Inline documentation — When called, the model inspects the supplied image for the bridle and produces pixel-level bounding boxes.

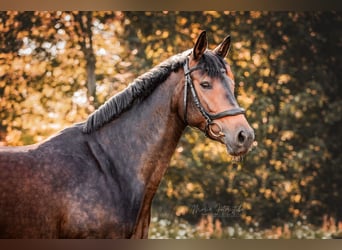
[183,57,246,139]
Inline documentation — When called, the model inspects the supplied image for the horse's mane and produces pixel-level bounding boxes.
[82,50,227,133]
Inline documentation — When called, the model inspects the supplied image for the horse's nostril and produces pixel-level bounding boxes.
[237,130,247,144]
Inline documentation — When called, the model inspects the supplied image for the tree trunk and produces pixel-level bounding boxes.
[75,11,98,107]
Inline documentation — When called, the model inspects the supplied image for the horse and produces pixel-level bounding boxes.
[0,31,254,238]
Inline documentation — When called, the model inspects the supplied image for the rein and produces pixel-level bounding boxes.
[183,57,246,138]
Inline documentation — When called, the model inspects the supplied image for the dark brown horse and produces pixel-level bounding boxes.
[0,31,254,238]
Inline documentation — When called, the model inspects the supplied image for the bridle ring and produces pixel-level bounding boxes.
[208,121,225,138]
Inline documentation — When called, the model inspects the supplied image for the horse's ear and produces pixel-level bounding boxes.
[214,35,231,58]
[192,30,208,60]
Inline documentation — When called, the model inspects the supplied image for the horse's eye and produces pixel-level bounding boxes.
[200,81,212,89]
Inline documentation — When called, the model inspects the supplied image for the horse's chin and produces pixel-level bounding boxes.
[225,143,249,160]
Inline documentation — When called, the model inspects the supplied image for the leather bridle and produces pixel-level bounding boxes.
[183,57,246,138]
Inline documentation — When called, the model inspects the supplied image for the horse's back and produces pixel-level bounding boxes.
[0,126,135,238]
[0,144,58,237]
[0,126,89,238]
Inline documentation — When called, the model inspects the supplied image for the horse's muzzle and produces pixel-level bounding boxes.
[224,127,255,156]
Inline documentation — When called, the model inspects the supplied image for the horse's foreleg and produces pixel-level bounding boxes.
[130,207,151,239]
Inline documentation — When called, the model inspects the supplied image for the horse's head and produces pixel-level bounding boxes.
[181,31,254,157]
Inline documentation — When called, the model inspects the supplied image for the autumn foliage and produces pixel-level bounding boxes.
[0,11,341,234]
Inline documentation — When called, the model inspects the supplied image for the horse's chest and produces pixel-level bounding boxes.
[60,192,137,238]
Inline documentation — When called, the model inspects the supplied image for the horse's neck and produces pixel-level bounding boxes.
[88,72,185,237]
[95,72,185,189]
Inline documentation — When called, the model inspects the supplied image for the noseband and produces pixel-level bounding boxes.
[183,57,245,138]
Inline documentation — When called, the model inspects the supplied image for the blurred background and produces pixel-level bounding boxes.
[0,11,341,238]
